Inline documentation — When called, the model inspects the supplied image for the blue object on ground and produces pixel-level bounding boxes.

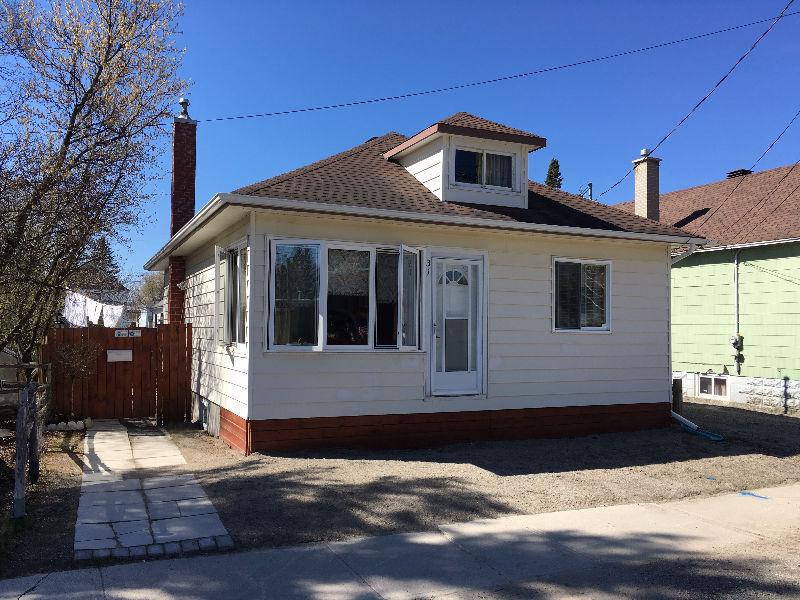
[679,422,725,442]
[706,476,717,481]
[739,491,769,500]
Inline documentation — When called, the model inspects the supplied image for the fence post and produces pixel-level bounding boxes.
[13,384,31,517]
[29,381,41,484]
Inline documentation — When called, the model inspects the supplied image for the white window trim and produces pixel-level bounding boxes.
[698,374,729,399]
[450,145,517,193]
[551,256,612,334]
[220,237,249,348]
[266,237,422,353]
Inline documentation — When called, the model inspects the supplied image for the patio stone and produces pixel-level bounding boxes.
[129,545,147,558]
[112,520,150,536]
[77,503,147,524]
[118,531,154,547]
[134,455,186,469]
[144,483,207,503]
[74,550,93,561]
[92,548,111,559]
[141,474,197,489]
[215,534,234,550]
[111,547,130,559]
[151,513,228,543]
[75,537,117,551]
[148,500,181,520]
[79,489,144,507]
[198,536,216,551]
[164,542,181,555]
[147,544,164,557]
[80,478,141,493]
[180,539,200,553]
[178,497,215,516]
[75,523,114,542]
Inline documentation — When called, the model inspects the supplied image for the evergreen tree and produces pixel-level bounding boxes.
[545,158,563,189]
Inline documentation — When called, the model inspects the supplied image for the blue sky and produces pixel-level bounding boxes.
[122,0,800,277]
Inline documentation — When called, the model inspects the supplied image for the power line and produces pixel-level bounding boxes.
[596,0,796,199]
[688,106,800,234]
[199,9,800,124]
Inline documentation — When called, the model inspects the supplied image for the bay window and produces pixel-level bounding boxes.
[269,239,419,351]
[554,258,610,331]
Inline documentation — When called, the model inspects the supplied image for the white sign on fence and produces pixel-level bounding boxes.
[107,349,133,362]
[114,329,142,338]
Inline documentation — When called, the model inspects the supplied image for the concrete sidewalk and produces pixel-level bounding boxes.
[3,483,800,599]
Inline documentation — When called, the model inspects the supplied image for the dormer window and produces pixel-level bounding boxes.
[454,149,513,189]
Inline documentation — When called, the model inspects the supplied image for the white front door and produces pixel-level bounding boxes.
[431,258,483,395]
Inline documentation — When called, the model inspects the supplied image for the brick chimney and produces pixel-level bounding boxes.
[166,97,196,324]
[633,148,661,221]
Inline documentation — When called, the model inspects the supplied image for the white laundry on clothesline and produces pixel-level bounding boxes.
[62,291,125,327]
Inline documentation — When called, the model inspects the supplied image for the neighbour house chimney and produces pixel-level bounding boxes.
[633,148,661,221]
[167,97,196,324]
[726,168,753,179]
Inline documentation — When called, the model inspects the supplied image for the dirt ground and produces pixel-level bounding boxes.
[0,427,84,579]
[168,402,800,552]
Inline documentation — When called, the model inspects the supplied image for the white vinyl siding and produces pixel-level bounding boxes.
[246,211,671,421]
[183,221,250,418]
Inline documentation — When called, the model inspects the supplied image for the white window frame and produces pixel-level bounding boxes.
[451,146,516,192]
[220,237,248,347]
[698,374,728,399]
[267,237,421,352]
[552,257,612,333]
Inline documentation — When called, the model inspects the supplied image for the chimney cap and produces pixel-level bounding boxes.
[178,96,191,118]
[640,148,651,157]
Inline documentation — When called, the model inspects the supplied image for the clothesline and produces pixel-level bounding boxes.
[62,291,124,328]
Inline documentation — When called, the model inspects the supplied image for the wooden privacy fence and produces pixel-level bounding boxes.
[42,324,192,422]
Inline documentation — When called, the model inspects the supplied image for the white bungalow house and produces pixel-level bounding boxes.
[145,102,703,454]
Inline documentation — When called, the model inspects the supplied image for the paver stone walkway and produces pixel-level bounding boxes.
[75,420,232,560]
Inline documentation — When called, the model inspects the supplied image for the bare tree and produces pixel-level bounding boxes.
[128,271,164,313]
[0,0,186,365]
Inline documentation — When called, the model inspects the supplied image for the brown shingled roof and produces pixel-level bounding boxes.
[234,130,693,239]
[383,112,546,158]
[438,111,544,139]
[615,164,800,246]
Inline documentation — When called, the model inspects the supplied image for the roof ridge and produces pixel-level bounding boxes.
[234,132,405,195]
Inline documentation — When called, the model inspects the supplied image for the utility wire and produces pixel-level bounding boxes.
[597,0,796,199]
[199,9,800,124]
[687,106,800,234]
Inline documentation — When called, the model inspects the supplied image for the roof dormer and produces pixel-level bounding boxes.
[384,112,546,209]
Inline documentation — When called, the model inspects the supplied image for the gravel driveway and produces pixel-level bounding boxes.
[167,402,800,552]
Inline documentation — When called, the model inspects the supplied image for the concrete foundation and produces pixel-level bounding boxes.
[675,371,800,415]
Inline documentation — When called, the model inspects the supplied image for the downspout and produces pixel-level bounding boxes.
[734,249,741,335]
[733,249,742,375]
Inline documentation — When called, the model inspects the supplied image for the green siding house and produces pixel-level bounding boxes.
[618,164,800,414]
